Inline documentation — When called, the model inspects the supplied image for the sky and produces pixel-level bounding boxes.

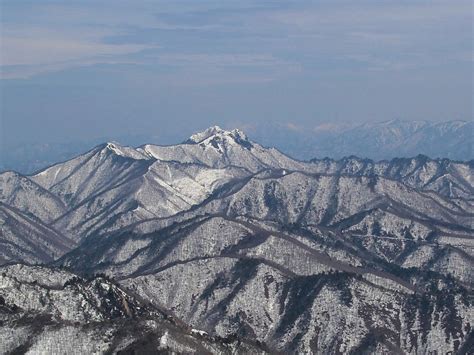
[0,0,472,149]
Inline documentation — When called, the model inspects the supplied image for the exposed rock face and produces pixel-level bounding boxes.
[0,127,472,353]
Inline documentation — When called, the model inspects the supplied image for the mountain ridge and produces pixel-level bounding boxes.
[2,119,471,174]
[0,125,472,353]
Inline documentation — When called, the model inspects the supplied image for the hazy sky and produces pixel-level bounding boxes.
[1,0,472,147]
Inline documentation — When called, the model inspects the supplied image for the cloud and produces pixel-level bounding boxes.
[1,34,150,66]
[313,122,352,133]
[153,53,291,68]
[0,27,155,78]
[1,0,471,86]
[269,1,471,29]
[285,122,302,131]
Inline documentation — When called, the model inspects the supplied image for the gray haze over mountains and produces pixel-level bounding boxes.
[1,119,472,174]
[243,119,473,161]
[2,1,471,158]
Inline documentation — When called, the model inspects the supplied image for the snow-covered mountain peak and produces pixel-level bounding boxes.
[187,125,226,143]
[103,142,151,160]
[186,126,251,149]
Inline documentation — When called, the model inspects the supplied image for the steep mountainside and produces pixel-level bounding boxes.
[310,155,474,200]
[59,212,473,353]
[49,159,249,241]
[59,169,473,352]
[0,171,66,223]
[0,264,265,354]
[0,126,472,353]
[31,143,154,208]
[0,203,75,265]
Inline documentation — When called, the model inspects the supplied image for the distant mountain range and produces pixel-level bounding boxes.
[0,126,473,353]
[1,119,472,174]
[246,119,473,161]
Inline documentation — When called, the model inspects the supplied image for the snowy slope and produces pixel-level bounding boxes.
[52,210,474,353]
[310,155,474,199]
[31,143,154,207]
[51,160,250,240]
[139,126,307,171]
[0,125,472,353]
[0,203,75,265]
[0,171,66,223]
[0,264,265,354]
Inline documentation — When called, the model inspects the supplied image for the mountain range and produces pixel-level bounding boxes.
[1,119,472,174]
[246,119,473,161]
[0,126,473,354]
